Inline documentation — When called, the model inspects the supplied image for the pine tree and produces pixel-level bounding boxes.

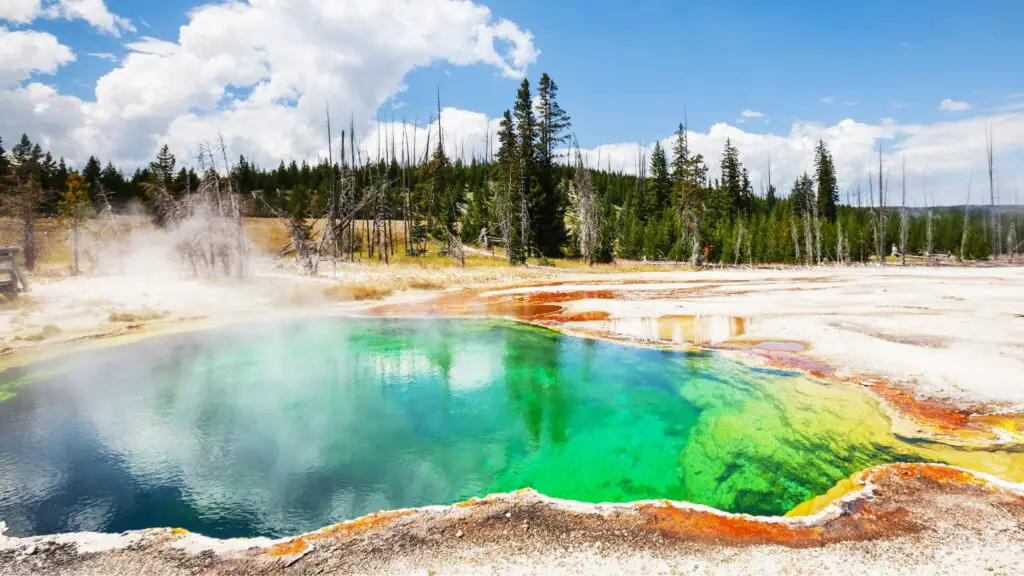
[82,156,102,188]
[533,73,571,256]
[719,138,744,218]
[0,136,7,178]
[11,134,37,180]
[814,140,839,222]
[58,171,93,275]
[790,173,815,213]
[649,142,671,213]
[513,79,537,255]
[5,135,46,270]
[149,144,176,192]
[55,157,69,192]
[495,109,525,264]
[100,162,127,205]
[671,123,689,195]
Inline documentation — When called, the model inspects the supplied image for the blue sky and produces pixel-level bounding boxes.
[20,0,1023,143]
[2,0,1023,204]
[414,0,1024,142]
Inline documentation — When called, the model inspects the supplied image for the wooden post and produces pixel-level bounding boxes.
[0,247,29,298]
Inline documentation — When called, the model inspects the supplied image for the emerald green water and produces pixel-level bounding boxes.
[0,318,989,538]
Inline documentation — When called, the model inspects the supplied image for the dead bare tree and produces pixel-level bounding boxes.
[734,219,744,266]
[924,184,934,265]
[690,222,701,266]
[216,134,247,278]
[571,141,600,265]
[87,182,126,273]
[836,221,844,265]
[802,196,814,266]
[790,215,802,264]
[868,169,877,263]
[900,157,908,266]
[1007,222,1018,262]
[960,174,972,262]
[0,173,47,271]
[877,145,887,265]
[986,127,999,258]
[812,191,822,266]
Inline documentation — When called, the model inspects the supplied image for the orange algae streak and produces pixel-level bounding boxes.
[266,537,308,557]
[788,464,992,520]
[880,463,988,486]
[870,384,971,431]
[641,503,824,546]
[306,509,414,542]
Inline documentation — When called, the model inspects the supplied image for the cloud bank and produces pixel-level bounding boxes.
[1,0,1021,207]
[1,0,538,170]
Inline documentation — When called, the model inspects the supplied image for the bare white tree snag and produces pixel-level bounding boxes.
[812,192,822,266]
[960,174,972,262]
[690,222,701,266]
[1,173,47,271]
[900,157,908,266]
[734,219,744,266]
[986,127,999,258]
[572,141,600,265]
[878,145,887,265]
[790,215,801,264]
[802,196,814,266]
[836,221,844,265]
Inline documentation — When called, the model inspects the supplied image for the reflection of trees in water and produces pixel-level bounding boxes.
[501,328,570,449]
[421,332,455,387]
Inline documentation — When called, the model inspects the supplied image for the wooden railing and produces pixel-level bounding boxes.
[0,247,29,298]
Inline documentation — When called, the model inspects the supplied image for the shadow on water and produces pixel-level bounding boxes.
[0,318,1020,539]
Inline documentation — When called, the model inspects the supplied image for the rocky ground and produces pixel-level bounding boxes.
[1,464,1022,575]
[2,263,1023,574]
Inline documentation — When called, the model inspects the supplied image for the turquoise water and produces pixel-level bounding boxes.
[0,318,965,538]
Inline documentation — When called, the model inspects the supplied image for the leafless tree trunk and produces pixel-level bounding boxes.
[690,222,701,266]
[812,194,822,266]
[960,175,972,262]
[878,146,887,265]
[572,142,600,265]
[987,128,999,258]
[900,157,908,266]
[802,200,814,266]
[734,219,744,266]
[790,215,801,264]
[836,221,844,265]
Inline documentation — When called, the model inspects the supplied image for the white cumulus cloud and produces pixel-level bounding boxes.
[740,109,764,118]
[44,0,135,37]
[0,25,75,87]
[569,112,1024,207]
[85,51,116,61]
[1,0,539,170]
[0,1,133,37]
[0,0,42,24]
[938,98,971,112]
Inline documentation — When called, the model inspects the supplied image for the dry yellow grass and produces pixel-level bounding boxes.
[322,282,396,301]
[22,324,60,342]
[4,216,701,282]
[404,277,447,290]
[108,309,169,323]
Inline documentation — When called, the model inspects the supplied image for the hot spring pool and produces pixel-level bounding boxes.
[0,318,1019,538]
